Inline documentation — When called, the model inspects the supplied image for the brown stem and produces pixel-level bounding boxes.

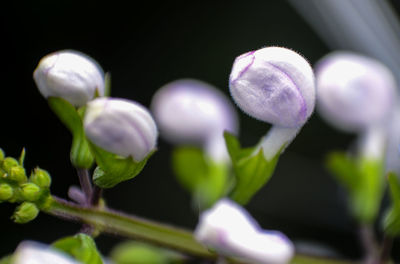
[379,235,393,264]
[76,168,92,204]
[90,185,103,206]
[359,224,379,264]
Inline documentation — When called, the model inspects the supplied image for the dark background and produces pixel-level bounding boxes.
[0,0,398,261]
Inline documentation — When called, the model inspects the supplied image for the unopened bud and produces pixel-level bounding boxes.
[2,157,19,172]
[13,202,39,224]
[21,183,41,202]
[0,183,13,201]
[229,47,315,128]
[229,47,316,159]
[30,168,51,189]
[195,199,294,264]
[84,98,158,162]
[315,51,396,132]
[33,50,105,107]
[151,79,238,162]
[9,166,27,184]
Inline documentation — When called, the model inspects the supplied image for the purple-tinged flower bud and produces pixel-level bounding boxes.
[151,79,238,162]
[195,199,294,264]
[230,47,315,128]
[315,51,396,132]
[229,47,316,159]
[13,241,79,264]
[33,50,105,107]
[84,98,158,162]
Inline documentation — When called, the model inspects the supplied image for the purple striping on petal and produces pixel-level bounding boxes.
[266,62,307,122]
[230,51,256,84]
[43,54,60,76]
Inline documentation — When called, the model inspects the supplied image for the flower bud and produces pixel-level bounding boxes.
[229,47,315,128]
[195,199,294,264]
[84,98,157,162]
[13,241,79,264]
[30,168,51,189]
[315,51,396,132]
[151,79,238,161]
[12,202,39,224]
[9,166,27,184]
[2,157,19,172]
[0,183,13,201]
[33,50,105,107]
[21,183,41,202]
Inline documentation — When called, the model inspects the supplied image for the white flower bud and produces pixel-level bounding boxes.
[229,47,315,128]
[84,98,157,162]
[195,199,294,264]
[151,79,238,162]
[315,51,396,132]
[229,47,316,159]
[13,241,79,264]
[33,50,105,107]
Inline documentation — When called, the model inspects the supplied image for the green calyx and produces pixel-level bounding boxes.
[0,184,13,201]
[30,168,51,189]
[224,132,281,205]
[12,202,39,224]
[90,143,154,189]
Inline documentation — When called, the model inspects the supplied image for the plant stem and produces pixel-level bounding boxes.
[45,196,214,258]
[44,196,363,264]
[379,235,393,264]
[90,185,102,206]
[76,168,92,204]
[359,224,379,264]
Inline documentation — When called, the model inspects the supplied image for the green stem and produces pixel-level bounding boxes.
[44,196,361,264]
[45,196,214,258]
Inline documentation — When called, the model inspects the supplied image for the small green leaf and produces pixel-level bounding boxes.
[52,233,102,264]
[172,147,228,208]
[383,172,400,236]
[91,143,153,188]
[224,132,280,205]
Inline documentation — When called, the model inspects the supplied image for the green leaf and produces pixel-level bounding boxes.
[224,132,280,205]
[383,172,400,236]
[52,233,102,264]
[91,143,153,188]
[172,147,228,208]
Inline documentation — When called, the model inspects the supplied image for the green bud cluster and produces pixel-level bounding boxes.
[0,148,53,224]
